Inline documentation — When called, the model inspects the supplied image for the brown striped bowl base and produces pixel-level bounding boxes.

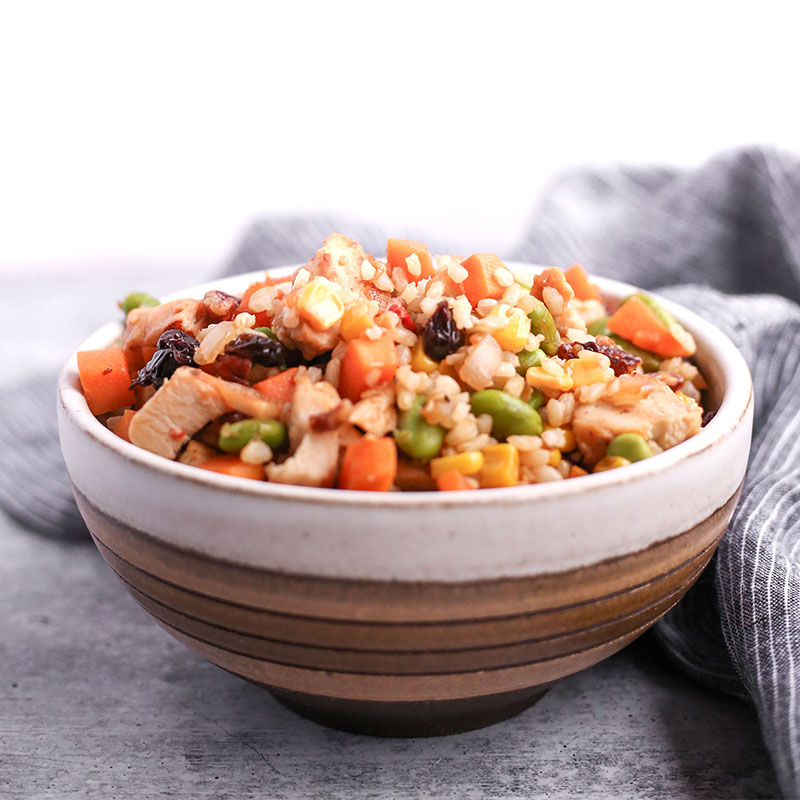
[73,485,740,737]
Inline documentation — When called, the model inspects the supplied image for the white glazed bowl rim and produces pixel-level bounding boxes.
[58,264,752,510]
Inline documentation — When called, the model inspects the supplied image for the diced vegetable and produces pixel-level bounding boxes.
[430,450,484,479]
[112,409,137,442]
[386,238,435,282]
[470,390,543,439]
[411,339,439,374]
[517,348,544,375]
[394,394,446,462]
[76,348,137,415]
[479,443,519,488]
[339,333,398,402]
[253,367,299,406]
[593,455,631,472]
[121,292,159,315]
[458,333,503,390]
[568,464,588,478]
[460,253,506,306]
[490,307,531,352]
[341,301,374,341]
[338,436,397,491]
[607,295,695,357]
[198,454,266,480]
[606,432,653,462]
[218,418,287,453]
[547,448,562,467]
[297,277,344,331]
[436,470,473,491]
[564,264,602,301]
[527,300,558,355]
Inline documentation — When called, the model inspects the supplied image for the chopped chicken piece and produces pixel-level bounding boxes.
[349,386,397,436]
[287,376,341,449]
[266,430,340,488]
[128,367,228,459]
[532,268,587,337]
[178,440,217,466]
[572,374,702,464]
[271,234,391,359]
[123,299,210,372]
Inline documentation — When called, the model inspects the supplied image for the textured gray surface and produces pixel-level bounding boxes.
[0,512,779,799]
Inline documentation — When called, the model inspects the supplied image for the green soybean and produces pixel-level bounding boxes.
[470,389,543,439]
[218,418,287,453]
[121,292,159,315]
[516,348,544,375]
[587,316,610,337]
[528,389,545,411]
[606,432,652,462]
[254,326,277,339]
[528,300,558,355]
[394,394,446,462]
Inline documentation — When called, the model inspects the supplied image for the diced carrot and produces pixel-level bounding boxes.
[197,454,265,481]
[338,437,397,491]
[252,367,299,406]
[113,409,137,442]
[338,334,398,402]
[607,296,693,357]
[460,253,506,306]
[236,278,276,328]
[564,263,602,302]
[76,348,137,415]
[568,464,588,479]
[386,238,435,282]
[436,470,474,491]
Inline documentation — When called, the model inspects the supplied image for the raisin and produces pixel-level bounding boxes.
[557,340,641,376]
[209,354,252,384]
[422,301,464,362]
[702,410,716,427]
[130,329,199,389]
[224,333,289,367]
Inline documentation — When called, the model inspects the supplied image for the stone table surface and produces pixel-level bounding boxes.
[1,513,779,800]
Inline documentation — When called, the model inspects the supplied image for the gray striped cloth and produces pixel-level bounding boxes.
[2,146,798,795]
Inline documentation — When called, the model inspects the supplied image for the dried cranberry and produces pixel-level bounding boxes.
[558,340,641,376]
[210,354,252,384]
[388,301,416,332]
[130,329,199,389]
[422,301,464,362]
[202,290,242,321]
[224,333,289,367]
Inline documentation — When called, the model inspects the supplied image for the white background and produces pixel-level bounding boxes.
[2,0,799,278]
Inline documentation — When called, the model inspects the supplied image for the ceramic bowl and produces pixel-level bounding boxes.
[57,266,753,736]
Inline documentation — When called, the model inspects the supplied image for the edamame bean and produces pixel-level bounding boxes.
[516,348,544,375]
[121,292,159,315]
[606,432,652,462]
[219,418,287,453]
[527,389,545,410]
[587,317,610,337]
[528,300,558,355]
[470,389,543,439]
[254,326,277,339]
[608,335,661,373]
[394,394,446,461]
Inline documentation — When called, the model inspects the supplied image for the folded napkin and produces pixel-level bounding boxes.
[2,146,798,795]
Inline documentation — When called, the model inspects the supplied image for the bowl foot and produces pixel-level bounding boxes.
[267,685,551,737]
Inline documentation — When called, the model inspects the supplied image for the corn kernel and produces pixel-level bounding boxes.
[490,306,531,352]
[411,340,439,374]
[593,455,631,472]
[297,277,344,331]
[566,354,615,387]
[479,443,519,488]
[675,391,697,406]
[341,301,374,341]
[547,448,562,467]
[430,450,484,479]
[568,464,588,478]
[562,428,577,452]
[525,366,574,393]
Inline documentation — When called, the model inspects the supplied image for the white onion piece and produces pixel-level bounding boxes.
[194,313,256,365]
[458,335,503,390]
